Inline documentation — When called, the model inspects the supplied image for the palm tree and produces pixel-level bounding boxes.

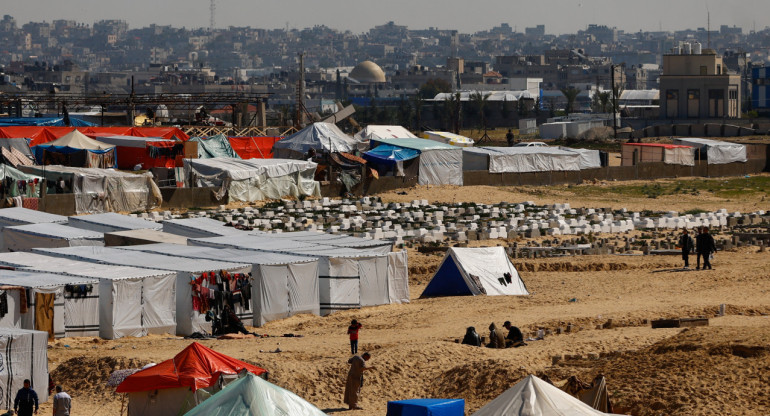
[470,91,491,132]
[560,87,580,114]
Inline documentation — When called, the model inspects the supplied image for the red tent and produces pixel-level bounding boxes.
[116,342,267,393]
[228,136,281,159]
[0,126,190,146]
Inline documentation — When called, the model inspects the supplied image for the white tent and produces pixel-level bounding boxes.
[31,246,251,336]
[68,212,162,234]
[184,373,328,416]
[0,329,49,409]
[0,207,67,228]
[121,244,320,327]
[46,130,114,150]
[183,158,321,202]
[273,122,359,159]
[0,270,100,338]
[354,125,418,142]
[189,234,410,315]
[422,247,528,297]
[559,147,602,169]
[672,138,747,164]
[162,217,249,239]
[2,223,103,252]
[368,138,463,186]
[423,131,475,147]
[462,147,581,173]
[0,252,176,339]
[19,165,163,214]
[472,375,616,416]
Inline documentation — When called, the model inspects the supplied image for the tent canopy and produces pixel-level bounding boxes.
[0,207,67,227]
[354,125,417,142]
[273,122,358,158]
[422,247,528,297]
[472,375,616,416]
[67,212,162,233]
[116,342,267,393]
[463,147,581,173]
[189,134,241,159]
[363,144,420,163]
[183,373,327,416]
[423,131,475,147]
[370,138,463,186]
[39,130,114,151]
[162,217,248,238]
[93,135,176,148]
[228,136,281,159]
[672,138,747,164]
[558,147,602,169]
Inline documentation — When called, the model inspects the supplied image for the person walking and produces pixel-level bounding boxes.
[343,352,375,410]
[52,385,72,416]
[678,229,695,269]
[696,227,716,270]
[347,319,362,355]
[506,129,515,147]
[14,379,39,416]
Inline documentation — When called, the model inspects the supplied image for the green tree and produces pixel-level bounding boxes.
[419,78,452,99]
[560,87,580,114]
[412,95,424,131]
[469,91,491,131]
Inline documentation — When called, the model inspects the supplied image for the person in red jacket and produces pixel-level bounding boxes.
[347,319,362,355]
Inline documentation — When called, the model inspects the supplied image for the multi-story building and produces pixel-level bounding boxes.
[659,48,741,119]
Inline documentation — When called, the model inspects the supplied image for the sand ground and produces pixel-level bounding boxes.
[33,184,770,416]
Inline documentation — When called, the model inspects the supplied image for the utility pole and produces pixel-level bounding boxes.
[295,52,306,129]
[611,65,618,140]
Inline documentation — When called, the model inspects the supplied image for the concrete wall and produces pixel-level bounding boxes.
[159,187,224,209]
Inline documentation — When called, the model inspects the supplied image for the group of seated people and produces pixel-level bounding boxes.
[462,321,527,348]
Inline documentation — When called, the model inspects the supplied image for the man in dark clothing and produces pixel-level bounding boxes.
[696,227,716,270]
[503,321,526,347]
[461,326,481,347]
[506,129,515,146]
[14,379,38,416]
[220,305,253,335]
[678,229,695,269]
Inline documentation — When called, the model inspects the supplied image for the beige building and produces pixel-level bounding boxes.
[659,49,740,119]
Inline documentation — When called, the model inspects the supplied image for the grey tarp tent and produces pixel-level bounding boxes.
[67,212,162,234]
[0,329,49,409]
[368,138,463,185]
[183,158,321,202]
[0,270,100,338]
[121,244,321,326]
[31,246,252,336]
[162,217,249,239]
[2,223,103,252]
[189,134,241,159]
[462,147,581,173]
[0,252,176,339]
[273,122,359,159]
[257,231,394,254]
[19,165,163,214]
[672,138,747,164]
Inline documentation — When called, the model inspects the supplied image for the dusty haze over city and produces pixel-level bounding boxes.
[9,0,769,33]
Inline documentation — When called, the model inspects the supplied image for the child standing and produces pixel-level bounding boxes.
[347,319,362,355]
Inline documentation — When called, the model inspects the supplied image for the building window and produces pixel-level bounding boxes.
[666,89,679,118]
[687,89,700,118]
[708,89,725,117]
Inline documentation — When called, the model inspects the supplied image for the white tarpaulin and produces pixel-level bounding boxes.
[369,138,463,185]
[673,138,747,164]
[0,270,100,338]
[423,131,475,147]
[354,125,417,141]
[162,217,249,239]
[258,231,393,254]
[183,158,321,202]
[2,223,103,252]
[32,246,250,336]
[0,329,49,409]
[67,212,162,234]
[120,244,320,327]
[472,375,616,416]
[463,147,581,173]
[0,252,176,339]
[19,165,163,214]
[0,286,22,329]
[422,247,528,297]
[0,207,68,228]
[558,147,602,169]
[273,122,359,159]
[188,234,409,315]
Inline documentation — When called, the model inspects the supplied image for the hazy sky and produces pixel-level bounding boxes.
[7,0,768,34]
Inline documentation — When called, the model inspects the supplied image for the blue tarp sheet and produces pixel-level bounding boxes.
[363,144,420,163]
[420,257,473,297]
[387,399,465,416]
[0,117,95,127]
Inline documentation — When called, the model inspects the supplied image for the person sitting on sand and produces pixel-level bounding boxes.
[503,321,526,347]
[487,323,506,349]
[221,305,253,336]
[461,326,481,347]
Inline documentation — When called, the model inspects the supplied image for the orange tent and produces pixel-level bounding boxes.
[0,126,190,146]
[228,136,281,159]
[116,342,266,393]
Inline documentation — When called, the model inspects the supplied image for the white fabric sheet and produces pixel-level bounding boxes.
[558,147,602,169]
[67,212,162,234]
[418,148,463,185]
[0,329,49,409]
[463,147,581,173]
[450,247,528,296]
[162,217,248,238]
[673,138,747,164]
[2,223,103,252]
[386,251,410,304]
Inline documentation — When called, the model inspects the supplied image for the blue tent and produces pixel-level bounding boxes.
[0,117,95,127]
[387,399,465,416]
[363,144,420,163]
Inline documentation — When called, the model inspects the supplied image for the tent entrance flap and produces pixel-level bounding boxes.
[34,292,55,339]
[421,257,475,297]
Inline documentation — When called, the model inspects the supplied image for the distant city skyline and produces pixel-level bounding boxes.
[7,0,769,34]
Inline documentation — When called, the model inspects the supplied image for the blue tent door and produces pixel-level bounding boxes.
[420,256,473,298]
